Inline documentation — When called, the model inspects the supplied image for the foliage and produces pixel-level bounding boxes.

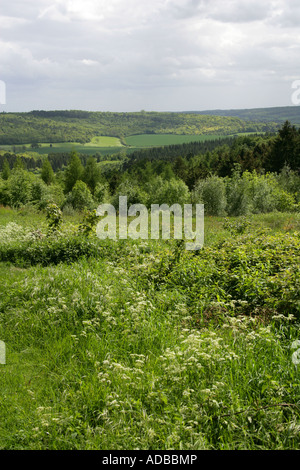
[46,203,63,234]
[149,230,300,320]
[41,158,55,185]
[7,169,34,208]
[65,181,95,211]
[94,181,111,204]
[82,156,102,193]
[78,209,99,236]
[222,216,252,235]
[193,176,227,215]
[1,158,11,180]
[0,110,280,145]
[0,211,299,450]
[64,151,84,193]
[111,179,149,207]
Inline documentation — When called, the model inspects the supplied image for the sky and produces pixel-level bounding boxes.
[1,0,300,112]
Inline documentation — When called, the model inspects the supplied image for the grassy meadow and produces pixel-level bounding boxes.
[0,132,253,158]
[0,206,299,450]
[0,136,124,157]
[124,134,225,148]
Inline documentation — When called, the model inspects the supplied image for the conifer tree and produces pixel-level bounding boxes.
[1,158,10,180]
[41,158,55,185]
[64,151,84,193]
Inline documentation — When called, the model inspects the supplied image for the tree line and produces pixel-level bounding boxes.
[0,121,299,216]
[0,110,280,145]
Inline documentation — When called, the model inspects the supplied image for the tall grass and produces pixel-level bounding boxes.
[0,209,299,449]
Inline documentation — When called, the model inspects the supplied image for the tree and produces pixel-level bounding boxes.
[64,151,84,193]
[66,180,94,210]
[146,176,190,207]
[1,158,10,180]
[8,169,33,207]
[269,121,300,173]
[82,156,102,193]
[174,156,188,182]
[193,175,227,216]
[13,156,25,171]
[41,158,55,185]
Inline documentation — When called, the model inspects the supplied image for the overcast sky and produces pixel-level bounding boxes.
[1,0,300,112]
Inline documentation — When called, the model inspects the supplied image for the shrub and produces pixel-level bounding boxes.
[146,176,190,207]
[94,181,111,204]
[225,168,252,216]
[46,203,63,234]
[111,179,148,207]
[0,234,102,267]
[193,175,227,216]
[7,169,33,207]
[65,180,95,211]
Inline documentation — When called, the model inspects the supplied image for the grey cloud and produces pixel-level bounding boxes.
[0,0,299,112]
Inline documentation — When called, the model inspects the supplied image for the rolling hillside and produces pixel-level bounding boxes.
[0,110,280,145]
[188,106,300,126]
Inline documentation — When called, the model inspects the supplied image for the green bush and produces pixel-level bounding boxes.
[65,180,95,211]
[0,234,103,267]
[225,168,253,216]
[145,176,190,207]
[7,169,34,208]
[147,231,300,319]
[193,175,227,216]
[112,179,149,207]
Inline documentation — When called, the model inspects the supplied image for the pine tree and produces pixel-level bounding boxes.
[64,151,84,193]
[82,156,102,194]
[13,156,25,171]
[1,158,11,180]
[41,158,55,185]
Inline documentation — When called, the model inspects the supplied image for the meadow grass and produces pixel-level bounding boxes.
[0,137,124,157]
[125,134,224,148]
[0,208,299,449]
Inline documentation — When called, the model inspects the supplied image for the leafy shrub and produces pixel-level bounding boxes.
[94,181,110,204]
[78,209,99,235]
[222,216,252,234]
[146,231,300,320]
[7,169,34,207]
[193,175,227,216]
[145,176,190,207]
[0,234,103,267]
[225,168,253,216]
[65,180,95,211]
[111,179,149,207]
[46,203,63,234]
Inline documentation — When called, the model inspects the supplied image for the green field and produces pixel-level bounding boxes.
[0,137,124,157]
[0,134,228,157]
[0,132,266,159]
[125,133,225,148]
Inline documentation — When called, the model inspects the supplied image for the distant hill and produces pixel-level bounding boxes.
[0,110,280,145]
[186,106,300,126]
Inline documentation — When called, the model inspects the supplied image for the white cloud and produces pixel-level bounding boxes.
[0,0,300,111]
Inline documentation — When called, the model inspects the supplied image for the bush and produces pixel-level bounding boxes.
[146,176,190,207]
[225,168,252,216]
[111,179,149,207]
[94,181,111,204]
[0,234,103,267]
[193,175,227,216]
[65,180,95,211]
[7,169,34,207]
[153,231,300,319]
